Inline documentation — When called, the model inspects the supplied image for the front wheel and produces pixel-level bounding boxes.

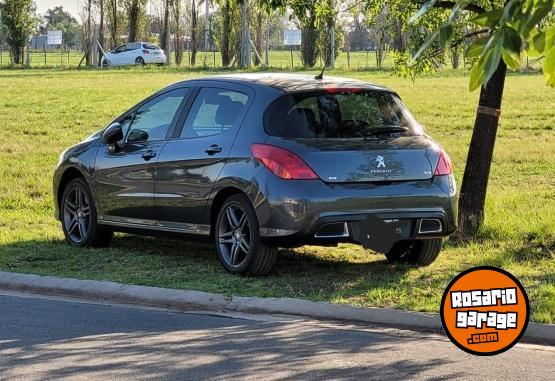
[60,178,113,247]
[385,238,442,266]
[215,194,277,276]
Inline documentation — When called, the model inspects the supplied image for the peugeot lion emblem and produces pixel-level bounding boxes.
[375,155,386,168]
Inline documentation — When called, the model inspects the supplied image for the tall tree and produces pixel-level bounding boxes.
[160,0,170,51]
[0,0,37,64]
[172,0,184,65]
[97,0,105,65]
[43,6,80,49]
[125,0,146,42]
[409,0,555,237]
[214,0,239,66]
[106,0,119,48]
[190,0,198,65]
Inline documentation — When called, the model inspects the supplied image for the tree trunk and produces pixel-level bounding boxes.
[457,60,507,238]
[191,0,197,66]
[173,0,183,65]
[98,0,105,66]
[161,0,170,51]
[220,0,232,66]
[108,0,118,48]
[85,0,92,65]
[451,46,459,69]
[301,27,317,67]
[128,0,140,42]
[253,11,263,66]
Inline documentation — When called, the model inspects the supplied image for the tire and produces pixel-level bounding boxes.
[135,57,145,65]
[215,194,277,276]
[60,178,113,247]
[385,238,442,266]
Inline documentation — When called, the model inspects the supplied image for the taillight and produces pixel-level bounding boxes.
[434,148,453,176]
[251,144,319,180]
[142,50,149,55]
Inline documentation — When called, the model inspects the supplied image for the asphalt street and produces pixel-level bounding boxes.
[0,291,553,380]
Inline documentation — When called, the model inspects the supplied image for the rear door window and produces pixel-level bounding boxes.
[264,90,423,138]
[143,43,159,50]
[180,88,249,138]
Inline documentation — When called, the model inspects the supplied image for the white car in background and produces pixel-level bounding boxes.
[102,42,167,67]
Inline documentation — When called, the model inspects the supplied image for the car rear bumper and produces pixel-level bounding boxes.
[248,172,458,247]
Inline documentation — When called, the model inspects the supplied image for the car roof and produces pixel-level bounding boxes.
[176,73,395,94]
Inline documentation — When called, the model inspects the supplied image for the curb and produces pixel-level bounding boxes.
[0,271,553,345]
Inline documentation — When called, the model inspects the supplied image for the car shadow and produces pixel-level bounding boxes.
[0,234,415,305]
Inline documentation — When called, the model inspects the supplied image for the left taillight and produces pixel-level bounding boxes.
[434,148,453,176]
[251,144,319,180]
[142,50,149,55]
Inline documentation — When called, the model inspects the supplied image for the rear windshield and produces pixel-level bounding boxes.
[143,43,159,50]
[264,90,423,138]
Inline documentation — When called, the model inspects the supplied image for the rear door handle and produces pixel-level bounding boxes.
[205,144,223,155]
[141,150,156,161]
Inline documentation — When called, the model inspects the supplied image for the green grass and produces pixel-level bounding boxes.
[0,67,553,323]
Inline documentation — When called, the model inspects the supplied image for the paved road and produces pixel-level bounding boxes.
[0,292,553,380]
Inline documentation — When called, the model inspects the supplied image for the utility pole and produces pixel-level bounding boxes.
[239,0,250,68]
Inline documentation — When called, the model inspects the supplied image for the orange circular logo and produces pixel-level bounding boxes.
[440,266,529,355]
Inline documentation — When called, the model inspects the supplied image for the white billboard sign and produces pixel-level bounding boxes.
[47,30,63,45]
[284,30,301,46]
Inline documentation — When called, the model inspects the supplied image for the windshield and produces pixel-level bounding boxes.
[264,90,423,138]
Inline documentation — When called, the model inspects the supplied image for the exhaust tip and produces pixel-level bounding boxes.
[418,218,443,234]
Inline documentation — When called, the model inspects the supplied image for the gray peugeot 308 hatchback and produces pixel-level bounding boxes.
[54,73,458,276]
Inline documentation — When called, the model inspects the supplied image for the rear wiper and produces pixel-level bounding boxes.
[366,126,408,135]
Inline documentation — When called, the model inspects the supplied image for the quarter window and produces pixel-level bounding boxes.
[180,88,248,138]
[126,88,189,143]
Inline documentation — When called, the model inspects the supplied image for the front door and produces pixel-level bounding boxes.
[94,87,191,226]
[155,85,252,234]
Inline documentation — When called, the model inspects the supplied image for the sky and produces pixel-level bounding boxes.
[36,0,80,18]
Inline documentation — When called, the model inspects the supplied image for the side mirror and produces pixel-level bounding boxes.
[102,123,123,145]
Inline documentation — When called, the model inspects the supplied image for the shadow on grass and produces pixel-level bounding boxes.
[0,234,413,301]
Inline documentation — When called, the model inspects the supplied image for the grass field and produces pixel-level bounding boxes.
[0,67,553,323]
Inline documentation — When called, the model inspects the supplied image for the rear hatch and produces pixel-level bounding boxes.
[263,88,437,183]
[266,136,436,182]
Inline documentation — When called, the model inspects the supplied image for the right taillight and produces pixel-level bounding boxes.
[434,148,453,176]
[251,144,319,180]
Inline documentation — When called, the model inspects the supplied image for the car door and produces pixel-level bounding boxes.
[155,84,253,234]
[94,87,191,226]
[108,44,125,65]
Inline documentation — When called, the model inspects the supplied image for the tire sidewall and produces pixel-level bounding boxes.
[215,195,259,275]
[60,178,97,247]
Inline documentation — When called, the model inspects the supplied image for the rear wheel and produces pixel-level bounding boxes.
[61,178,113,247]
[385,238,442,266]
[215,194,277,276]
[135,57,145,65]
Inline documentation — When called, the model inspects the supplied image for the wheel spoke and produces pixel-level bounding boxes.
[239,240,249,254]
[226,207,240,229]
[219,238,234,244]
[65,199,77,213]
[67,218,78,234]
[77,221,86,239]
[239,214,247,229]
[81,206,90,217]
[219,230,233,239]
[76,188,83,207]
[230,242,238,266]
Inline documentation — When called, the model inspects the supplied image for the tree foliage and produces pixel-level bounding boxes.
[0,0,37,64]
[411,0,555,89]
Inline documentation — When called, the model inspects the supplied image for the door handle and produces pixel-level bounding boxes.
[141,150,156,161]
[205,144,223,155]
